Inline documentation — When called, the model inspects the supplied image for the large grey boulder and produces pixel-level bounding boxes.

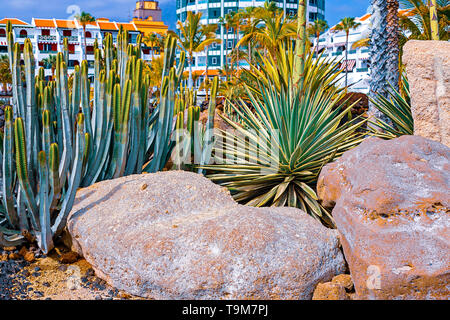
[318,136,450,300]
[68,171,346,299]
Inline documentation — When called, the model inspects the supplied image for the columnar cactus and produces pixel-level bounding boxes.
[0,29,186,252]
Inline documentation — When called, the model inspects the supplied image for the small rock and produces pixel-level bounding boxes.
[85,268,95,277]
[331,274,354,292]
[18,246,28,256]
[23,252,35,263]
[3,246,16,252]
[34,266,41,272]
[0,254,7,261]
[312,283,349,300]
[59,252,79,264]
[141,183,148,190]
[42,282,50,287]
[8,253,20,260]
[58,265,68,272]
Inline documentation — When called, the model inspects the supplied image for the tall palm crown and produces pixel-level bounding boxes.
[369,0,401,124]
[237,12,296,58]
[143,33,159,58]
[76,12,96,61]
[41,54,57,78]
[175,11,219,89]
[307,19,329,55]
[334,17,361,89]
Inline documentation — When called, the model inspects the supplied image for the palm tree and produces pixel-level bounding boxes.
[175,11,219,89]
[239,6,260,64]
[0,55,12,94]
[237,12,296,59]
[76,12,96,61]
[143,33,159,59]
[334,17,361,90]
[369,0,401,123]
[307,19,329,56]
[41,54,57,79]
[200,23,221,100]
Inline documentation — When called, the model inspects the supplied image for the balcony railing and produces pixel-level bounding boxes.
[38,35,57,41]
[63,36,79,42]
[361,49,369,53]
[356,67,369,73]
[332,52,343,56]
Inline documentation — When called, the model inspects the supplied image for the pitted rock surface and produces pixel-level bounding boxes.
[68,171,346,299]
[318,136,450,300]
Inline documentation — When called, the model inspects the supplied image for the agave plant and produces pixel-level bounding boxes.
[203,81,366,226]
[369,76,413,139]
[0,21,185,252]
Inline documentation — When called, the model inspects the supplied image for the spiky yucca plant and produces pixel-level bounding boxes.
[369,76,413,139]
[203,47,367,226]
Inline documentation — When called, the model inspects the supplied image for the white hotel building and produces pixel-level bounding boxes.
[176,0,326,81]
[0,17,150,83]
[313,12,372,93]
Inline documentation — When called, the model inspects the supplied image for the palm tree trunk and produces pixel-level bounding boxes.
[430,0,439,40]
[369,0,399,124]
[205,45,209,101]
[151,41,154,60]
[345,32,349,89]
[83,26,87,61]
[293,0,306,90]
[225,27,229,81]
[188,54,193,89]
[316,32,320,57]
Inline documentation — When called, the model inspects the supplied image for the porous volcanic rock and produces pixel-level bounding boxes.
[68,171,346,299]
[403,40,450,147]
[318,136,450,300]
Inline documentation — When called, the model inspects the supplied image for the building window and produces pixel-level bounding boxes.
[212,57,217,65]
[227,40,233,49]
[63,30,72,37]
[86,46,94,55]
[85,31,92,38]
[0,29,6,37]
[41,29,50,36]
[19,30,28,38]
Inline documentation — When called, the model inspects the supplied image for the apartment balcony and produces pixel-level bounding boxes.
[356,67,369,73]
[62,36,79,43]
[38,50,58,54]
[332,52,343,56]
[38,35,57,41]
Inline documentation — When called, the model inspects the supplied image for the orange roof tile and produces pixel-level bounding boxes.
[55,19,77,29]
[34,19,56,28]
[117,23,137,31]
[97,21,117,30]
[358,13,371,22]
[0,18,29,26]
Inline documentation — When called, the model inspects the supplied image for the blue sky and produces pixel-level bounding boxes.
[2,0,370,30]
